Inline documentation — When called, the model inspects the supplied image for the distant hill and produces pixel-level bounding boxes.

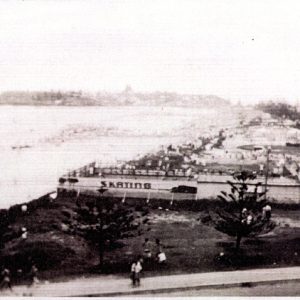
[0,91,95,106]
[0,90,231,107]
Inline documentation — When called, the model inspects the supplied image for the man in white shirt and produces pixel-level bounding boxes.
[158,252,167,264]
[265,204,272,220]
[134,258,143,286]
[131,257,143,287]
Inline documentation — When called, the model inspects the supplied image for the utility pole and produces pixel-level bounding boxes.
[264,146,271,200]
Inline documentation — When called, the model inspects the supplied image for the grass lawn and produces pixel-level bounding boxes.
[105,207,300,277]
[1,194,300,282]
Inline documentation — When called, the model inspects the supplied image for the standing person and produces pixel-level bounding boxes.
[29,264,39,286]
[0,267,12,291]
[262,206,267,219]
[21,227,28,241]
[157,251,167,265]
[241,208,248,224]
[143,238,152,259]
[130,260,136,287]
[242,208,248,218]
[155,238,163,259]
[134,257,143,287]
[265,204,272,220]
[16,269,23,285]
[155,238,162,252]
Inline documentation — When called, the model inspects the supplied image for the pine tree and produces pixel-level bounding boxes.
[71,196,150,268]
[202,170,276,251]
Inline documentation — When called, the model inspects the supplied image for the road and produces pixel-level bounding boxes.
[1,267,300,297]
[138,281,300,297]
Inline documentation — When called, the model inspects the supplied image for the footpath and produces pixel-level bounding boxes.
[1,266,300,297]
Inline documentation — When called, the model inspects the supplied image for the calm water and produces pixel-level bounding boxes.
[0,105,237,208]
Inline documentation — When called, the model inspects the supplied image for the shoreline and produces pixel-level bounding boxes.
[0,105,240,209]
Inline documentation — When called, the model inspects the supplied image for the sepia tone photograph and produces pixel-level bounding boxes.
[0,0,300,297]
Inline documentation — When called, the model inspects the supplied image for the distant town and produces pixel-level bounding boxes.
[60,101,300,204]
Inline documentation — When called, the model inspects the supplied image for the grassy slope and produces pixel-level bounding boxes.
[1,194,300,283]
[0,194,98,281]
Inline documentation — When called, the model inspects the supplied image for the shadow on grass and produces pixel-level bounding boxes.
[216,241,235,248]
[214,251,268,269]
[243,239,267,246]
[214,238,272,269]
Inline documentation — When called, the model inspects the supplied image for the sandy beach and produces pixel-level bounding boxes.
[0,105,238,208]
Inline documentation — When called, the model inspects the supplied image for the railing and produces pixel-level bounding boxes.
[63,163,300,184]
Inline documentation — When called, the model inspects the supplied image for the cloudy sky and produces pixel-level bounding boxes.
[0,0,300,103]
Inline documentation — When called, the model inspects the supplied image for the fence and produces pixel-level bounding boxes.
[58,177,300,204]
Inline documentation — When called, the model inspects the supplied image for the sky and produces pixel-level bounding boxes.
[1,0,300,104]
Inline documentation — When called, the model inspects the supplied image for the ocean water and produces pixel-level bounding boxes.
[0,105,237,208]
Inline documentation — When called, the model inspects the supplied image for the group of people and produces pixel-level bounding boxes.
[0,268,12,291]
[130,238,167,287]
[0,264,39,292]
[241,204,272,225]
[241,208,253,225]
[143,238,167,264]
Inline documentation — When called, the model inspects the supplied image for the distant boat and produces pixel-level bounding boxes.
[286,142,300,147]
[11,145,31,150]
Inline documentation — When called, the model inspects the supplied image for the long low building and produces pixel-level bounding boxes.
[58,166,300,204]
